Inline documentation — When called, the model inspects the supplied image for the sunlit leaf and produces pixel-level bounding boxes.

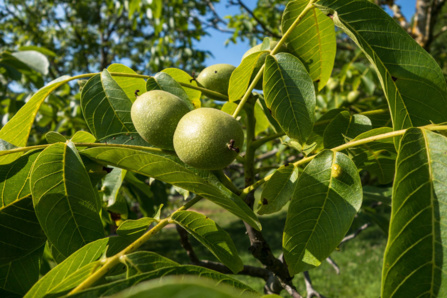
[283,150,362,274]
[152,72,194,110]
[382,128,447,297]
[162,68,201,108]
[122,251,179,276]
[282,0,336,90]
[315,0,447,135]
[24,236,134,298]
[11,50,49,75]
[45,131,67,144]
[264,53,316,144]
[229,51,267,102]
[0,75,71,164]
[108,64,147,103]
[116,217,157,237]
[80,70,135,139]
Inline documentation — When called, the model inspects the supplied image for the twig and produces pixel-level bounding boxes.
[233,0,281,39]
[205,0,227,25]
[255,149,279,162]
[326,257,340,275]
[303,271,325,298]
[340,223,371,245]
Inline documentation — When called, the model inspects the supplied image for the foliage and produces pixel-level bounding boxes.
[1,0,447,297]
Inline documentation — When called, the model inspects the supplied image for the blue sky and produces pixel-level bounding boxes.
[200,0,417,67]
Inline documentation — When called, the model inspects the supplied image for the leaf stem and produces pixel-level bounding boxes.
[109,72,229,100]
[240,124,447,198]
[0,144,49,156]
[231,0,318,119]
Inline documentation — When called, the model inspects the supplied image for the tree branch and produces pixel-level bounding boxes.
[232,0,281,39]
[340,223,371,245]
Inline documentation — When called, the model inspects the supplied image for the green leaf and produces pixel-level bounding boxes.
[0,198,46,265]
[162,68,201,108]
[323,110,372,148]
[24,239,106,298]
[102,167,126,209]
[315,0,447,133]
[18,46,57,57]
[116,217,157,237]
[11,51,49,75]
[80,70,135,139]
[146,77,162,91]
[70,131,96,144]
[283,150,362,274]
[282,0,336,90]
[45,131,67,144]
[382,128,447,297]
[30,143,104,259]
[99,132,151,146]
[24,236,135,298]
[0,75,71,164]
[229,51,267,102]
[122,251,179,276]
[254,100,271,136]
[0,151,40,207]
[257,165,298,215]
[153,72,194,110]
[171,211,243,273]
[0,246,44,295]
[114,276,257,298]
[81,147,261,230]
[71,266,256,297]
[350,127,396,184]
[264,53,316,144]
[108,64,147,103]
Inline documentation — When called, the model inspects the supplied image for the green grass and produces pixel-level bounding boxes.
[142,199,387,297]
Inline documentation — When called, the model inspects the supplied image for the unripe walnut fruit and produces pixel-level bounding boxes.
[173,108,244,170]
[196,64,236,100]
[131,90,190,150]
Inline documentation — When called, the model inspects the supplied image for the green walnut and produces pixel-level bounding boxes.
[131,90,190,150]
[173,108,244,170]
[196,64,236,100]
[242,39,288,90]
